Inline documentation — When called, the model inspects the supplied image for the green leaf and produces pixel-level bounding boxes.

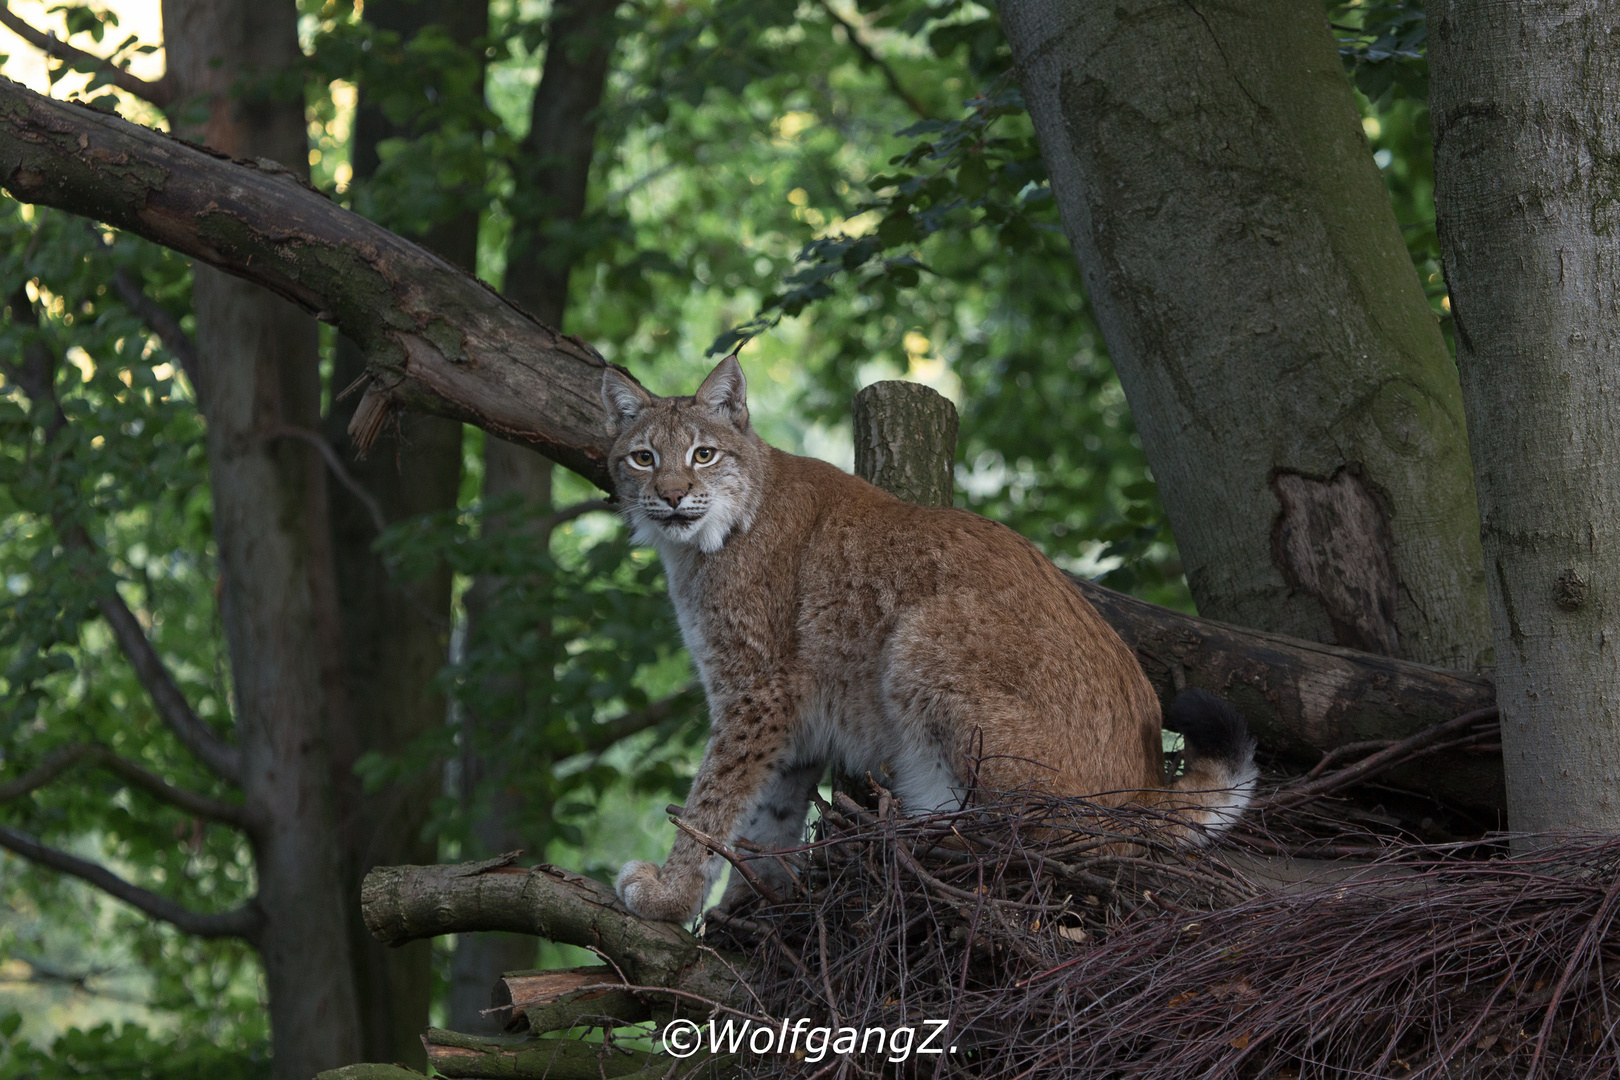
[957,155,990,201]
[877,212,918,248]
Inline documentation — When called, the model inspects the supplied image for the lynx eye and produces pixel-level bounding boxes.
[630,449,655,468]
[693,446,718,466]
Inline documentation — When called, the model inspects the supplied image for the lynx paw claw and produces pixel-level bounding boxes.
[615,860,700,922]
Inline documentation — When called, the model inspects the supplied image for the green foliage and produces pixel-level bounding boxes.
[0,1010,268,1080]
[0,202,259,1039]
[371,498,706,861]
[1332,0,1428,105]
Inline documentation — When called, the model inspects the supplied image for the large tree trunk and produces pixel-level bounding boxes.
[160,1,363,1075]
[1429,3,1620,834]
[450,0,619,1030]
[999,0,1490,670]
[320,0,482,1064]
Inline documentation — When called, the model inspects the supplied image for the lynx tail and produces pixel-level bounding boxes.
[1157,688,1260,841]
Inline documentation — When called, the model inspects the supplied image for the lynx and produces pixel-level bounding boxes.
[604,356,1257,923]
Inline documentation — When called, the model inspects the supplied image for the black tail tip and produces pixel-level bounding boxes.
[1164,688,1254,764]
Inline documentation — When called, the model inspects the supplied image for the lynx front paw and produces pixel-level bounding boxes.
[615,860,703,922]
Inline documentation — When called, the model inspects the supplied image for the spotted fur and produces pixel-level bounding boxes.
[603,357,1258,922]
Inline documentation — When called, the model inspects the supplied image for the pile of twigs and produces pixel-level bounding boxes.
[700,708,1620,1079]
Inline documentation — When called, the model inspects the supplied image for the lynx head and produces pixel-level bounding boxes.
[601,356,767,553]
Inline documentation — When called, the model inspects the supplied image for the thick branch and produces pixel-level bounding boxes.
[0,5,172,106]
[0,742,250,826]
[1072,576,1500,808]
[0,78,622,488]
[95,592,243,784]
[360,857,739,1001]
[0,823,263,941]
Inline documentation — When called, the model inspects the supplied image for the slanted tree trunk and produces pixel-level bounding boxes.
[1429,3,1620,834]
[450,0,619,1029]
[160,1,363,1075]
[319,0,484,1065]
[1000,0,1490,670]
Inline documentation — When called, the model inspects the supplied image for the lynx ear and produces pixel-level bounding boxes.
[694,355,749,428]
[601,368,653,434]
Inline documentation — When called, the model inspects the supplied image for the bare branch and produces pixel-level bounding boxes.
[0,744,86,803]
[576,688,702,756]
[812,0,933,121]
[0,3,172,106]
[0,79,623,489]
[94,592,243,784]
[0,742,251,826]
[95,746,250,826]
[0,823,263,941]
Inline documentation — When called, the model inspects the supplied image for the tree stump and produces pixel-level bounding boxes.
[851,381,958,506]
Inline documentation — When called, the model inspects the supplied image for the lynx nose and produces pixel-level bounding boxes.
[657,485,690,509]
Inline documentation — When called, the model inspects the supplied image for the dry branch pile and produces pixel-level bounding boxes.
[345,710,1620,1080]
[700,734,1620,1078]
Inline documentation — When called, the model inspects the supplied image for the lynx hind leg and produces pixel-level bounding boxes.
[720,758,823,909]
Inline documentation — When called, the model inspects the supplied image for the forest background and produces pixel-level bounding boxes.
[0,0,1434,1074]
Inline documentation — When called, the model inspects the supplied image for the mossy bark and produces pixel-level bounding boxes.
[1430,2,1620,833]
[1001,0,1491,670]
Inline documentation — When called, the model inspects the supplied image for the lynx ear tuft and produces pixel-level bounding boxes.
[602,368,653,434]
[695,354,749,428]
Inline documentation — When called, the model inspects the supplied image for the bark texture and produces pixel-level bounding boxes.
[1000,0,1490,669]
[160,1,363,1075]
[361,858,740,1002]
[1072,576,1500,808]
[852,381,960,508]
[1429,1,1620,832]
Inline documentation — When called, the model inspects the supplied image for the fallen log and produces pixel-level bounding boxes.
[0,78,1501,807]
[1075,577,1500,809]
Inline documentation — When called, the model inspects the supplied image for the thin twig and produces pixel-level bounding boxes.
[0,3,173,106]
[810,0,932,121]
[0,823,262,941]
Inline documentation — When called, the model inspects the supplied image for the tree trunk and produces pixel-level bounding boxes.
[1429,3,1620,833]
[999,0,1491,670]
[319,0,483,1063]
[449,0,619,1030]
[160,1,363,1075]
[448,444,549,1032]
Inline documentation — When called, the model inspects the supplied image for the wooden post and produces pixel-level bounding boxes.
[851,381,959,506]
